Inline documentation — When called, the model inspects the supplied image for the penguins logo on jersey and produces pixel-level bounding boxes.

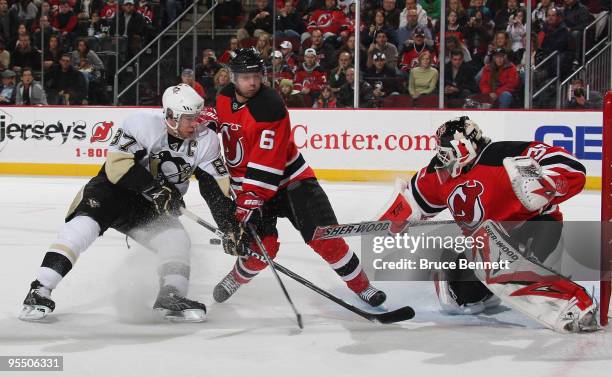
[149,151,192,184]
[220,122,244,168]
[447,180,485,230]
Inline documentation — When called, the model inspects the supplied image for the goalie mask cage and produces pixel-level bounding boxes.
[602,90,612,326]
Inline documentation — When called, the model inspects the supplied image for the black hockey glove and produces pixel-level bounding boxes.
[142,183,185,216]
[221,220,248,257]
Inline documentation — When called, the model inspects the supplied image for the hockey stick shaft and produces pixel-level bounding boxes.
[312,219,456,240]
[181,208,414,324]
[181,208,303,329]
[246,223,304,329]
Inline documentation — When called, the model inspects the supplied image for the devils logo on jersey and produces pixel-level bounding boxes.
[149,150,192,184]
[447,180,485,230]
[220,122,244,167]
[316,13,333,28]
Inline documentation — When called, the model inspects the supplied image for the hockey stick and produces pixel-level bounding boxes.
[180,208,415,324]
[312,219,457,240]
[246,223,304,330]
[181,208,303,329]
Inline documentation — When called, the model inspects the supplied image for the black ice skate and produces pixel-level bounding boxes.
[213,272,243,303]
[153,286,207,322]
[19,280,55,321]
[357,285,387,307]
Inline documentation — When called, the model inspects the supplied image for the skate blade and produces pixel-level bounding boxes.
[153,308,207,323]
[19,305,51,322]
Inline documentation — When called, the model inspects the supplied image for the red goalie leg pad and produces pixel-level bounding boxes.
[378,192,412,233]
[308,238,370,293]
[232,235,280,283]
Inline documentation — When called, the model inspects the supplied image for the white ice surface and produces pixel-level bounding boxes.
[0,177,610,377]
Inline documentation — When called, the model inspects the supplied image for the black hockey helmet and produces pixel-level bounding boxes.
[229,48,266,75]
[434,116,490,182]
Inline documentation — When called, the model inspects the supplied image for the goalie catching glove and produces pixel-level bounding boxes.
[142,182,185,216]
[504,156,569,212]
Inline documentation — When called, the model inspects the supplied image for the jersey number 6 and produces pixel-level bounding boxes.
[260,130,275,150]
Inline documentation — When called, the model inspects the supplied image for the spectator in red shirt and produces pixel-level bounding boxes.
[137,0,154,23]
[294,47,327,100]
[101,0,118,20]
[218,37,239,64]
[51,0,77,42]
[180,68,206,98]
[313,84,337,108]
[304,0,349,41]
[479,48,519,108]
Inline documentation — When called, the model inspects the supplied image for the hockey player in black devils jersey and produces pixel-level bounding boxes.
[20,84,232,323]
[210,48,387,307]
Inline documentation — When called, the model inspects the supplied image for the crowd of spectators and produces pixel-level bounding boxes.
[193,0,608,109]
[0,0,608,108]
[0,0,164,105]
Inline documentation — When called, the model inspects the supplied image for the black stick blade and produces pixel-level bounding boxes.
[373,306,415,324]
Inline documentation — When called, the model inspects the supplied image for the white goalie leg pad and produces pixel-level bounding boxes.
[469,220,598,332]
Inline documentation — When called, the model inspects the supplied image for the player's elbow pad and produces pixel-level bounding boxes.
[197,172,236,232]
[105,151,154,192]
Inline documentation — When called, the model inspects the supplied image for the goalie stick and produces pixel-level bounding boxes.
[180,208,415,324]
[312,219,457,240]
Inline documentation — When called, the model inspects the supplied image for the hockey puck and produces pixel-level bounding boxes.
[210,238,222,245]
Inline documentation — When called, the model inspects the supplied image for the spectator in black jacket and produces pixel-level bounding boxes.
[309,28,336,70]
[0,0,18,44]
[444,49,477,107]
[242,0,273,38]
[111,0,148,59]
[33,15,59,51]
[46,53,87,104]
[540,7,570,71]
[275,0,305,39]
[563,0,593,63]
[365,51,400,102]
[194,49,222,92]
[493,0,523,31]
[10,34,41,72]
[563,0,593,32]
[337,67,374,108]
[213,0,243,29]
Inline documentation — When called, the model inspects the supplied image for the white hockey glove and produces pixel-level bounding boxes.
[503,156,568,212]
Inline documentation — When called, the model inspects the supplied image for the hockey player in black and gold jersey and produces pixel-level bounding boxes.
[20,84,234,323]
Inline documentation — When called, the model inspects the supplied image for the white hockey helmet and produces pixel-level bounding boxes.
[434,116,490,183]
[162,84,204,138]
